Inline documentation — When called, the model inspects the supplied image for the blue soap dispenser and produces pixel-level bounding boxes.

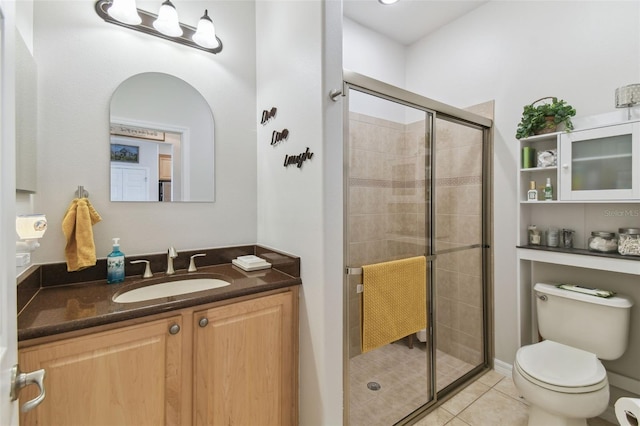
[107,238,125,284]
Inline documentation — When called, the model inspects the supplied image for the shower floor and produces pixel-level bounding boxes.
[349,341,474,425]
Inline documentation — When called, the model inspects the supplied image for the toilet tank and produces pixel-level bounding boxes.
[535,283,634,360]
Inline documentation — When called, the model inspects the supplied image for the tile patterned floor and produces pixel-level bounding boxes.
[415,370,616,426]
[349,341,475,425]
[349,343,616,426]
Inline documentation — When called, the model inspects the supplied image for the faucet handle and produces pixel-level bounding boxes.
[130,260,153,278]
[188,254,206,272]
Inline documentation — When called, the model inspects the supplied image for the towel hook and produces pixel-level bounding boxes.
[75,186,89,198]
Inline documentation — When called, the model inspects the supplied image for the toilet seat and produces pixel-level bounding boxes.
[516,340,608,393]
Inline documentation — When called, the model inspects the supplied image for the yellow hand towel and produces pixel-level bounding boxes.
[62,198,102,272]
[361,256,427,353]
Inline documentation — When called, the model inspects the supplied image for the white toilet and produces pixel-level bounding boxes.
[513,283,634,426]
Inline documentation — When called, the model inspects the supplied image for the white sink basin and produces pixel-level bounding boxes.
[113,278,230,303]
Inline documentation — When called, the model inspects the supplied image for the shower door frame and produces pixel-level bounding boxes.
[342,70,494,425]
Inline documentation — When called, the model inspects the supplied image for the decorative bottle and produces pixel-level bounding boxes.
[107,238,125,284]
[544,178,553,201]
[527,181,538,201]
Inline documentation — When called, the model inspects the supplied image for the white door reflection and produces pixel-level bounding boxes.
[109,127,183,201]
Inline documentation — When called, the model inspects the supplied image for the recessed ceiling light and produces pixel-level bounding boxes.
[378,0,399,5]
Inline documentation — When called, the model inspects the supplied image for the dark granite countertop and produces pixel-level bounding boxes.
[18,245,301,342]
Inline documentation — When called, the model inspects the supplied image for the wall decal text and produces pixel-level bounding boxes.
[271,129,289,146]
[284,147,314,169]
[260,107,277,125]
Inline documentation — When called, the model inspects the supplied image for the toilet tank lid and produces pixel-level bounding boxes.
[534,283,633,308]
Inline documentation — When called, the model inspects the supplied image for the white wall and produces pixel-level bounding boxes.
[343,17,409,122]
[256,1,343,424]
[343,17,405,87]
[30,1,257,260]
[404,0,640,366]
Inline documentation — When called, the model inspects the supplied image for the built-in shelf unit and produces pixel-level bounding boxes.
[516,119,640,347]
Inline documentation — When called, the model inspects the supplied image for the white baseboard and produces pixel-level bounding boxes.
[609,371,640,395]
[493,358,512,378]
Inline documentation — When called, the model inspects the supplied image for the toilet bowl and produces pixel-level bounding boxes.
[512,283,634,426]
[513,340,609,426]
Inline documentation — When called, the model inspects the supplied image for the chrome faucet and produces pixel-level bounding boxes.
[166,246,178,275]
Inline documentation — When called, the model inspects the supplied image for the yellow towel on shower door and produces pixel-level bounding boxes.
[361,256,427,353]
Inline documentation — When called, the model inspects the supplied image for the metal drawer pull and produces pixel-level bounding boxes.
[199,318,209,328]
[169,324,181,335]
[10,365,46,412]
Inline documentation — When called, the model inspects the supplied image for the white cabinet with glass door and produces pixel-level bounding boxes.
[560,122,640,201]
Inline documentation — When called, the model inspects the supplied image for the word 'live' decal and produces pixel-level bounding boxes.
[271,129,289,146]
[261,107,277,125]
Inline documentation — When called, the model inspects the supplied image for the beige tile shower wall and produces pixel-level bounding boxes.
[348,112,428,357]
[435,117,484,365]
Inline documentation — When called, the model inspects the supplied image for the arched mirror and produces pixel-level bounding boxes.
[110,73,215,202]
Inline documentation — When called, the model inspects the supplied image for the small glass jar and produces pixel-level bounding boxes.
[528,225,541,246]
[618,228,640,256]
[547,228,559,247]
[588,231,618,253]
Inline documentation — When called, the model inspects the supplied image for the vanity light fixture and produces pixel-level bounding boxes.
[95,0,223,54]
[153,0,182,37]
[192,10,219,49]
[107,0,141,25]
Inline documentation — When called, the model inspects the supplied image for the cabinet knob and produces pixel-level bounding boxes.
[169,324,181,335]
[199,318,209,328]
[562,163,569,169]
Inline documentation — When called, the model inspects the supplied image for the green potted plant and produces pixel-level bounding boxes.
[515,97,576,139]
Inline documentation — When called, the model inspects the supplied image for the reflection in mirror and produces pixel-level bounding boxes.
[110,72,215,202]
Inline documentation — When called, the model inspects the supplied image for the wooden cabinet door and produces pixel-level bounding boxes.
[19,315,184,426]
[193,292,297,426]
[159,154,172,181]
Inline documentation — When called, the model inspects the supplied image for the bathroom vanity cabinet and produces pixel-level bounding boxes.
[18,287,299,426]
[19,314,184,425]
[193,291,296,425]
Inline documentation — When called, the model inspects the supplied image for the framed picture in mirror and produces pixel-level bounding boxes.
[110,144,140,164]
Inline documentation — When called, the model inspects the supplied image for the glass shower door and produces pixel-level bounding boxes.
[432,116,488,392]
[345,87,434,425]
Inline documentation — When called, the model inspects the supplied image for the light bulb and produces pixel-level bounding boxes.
[107,0,142,25]
[153,0,183,37]
[192,9,219,49]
